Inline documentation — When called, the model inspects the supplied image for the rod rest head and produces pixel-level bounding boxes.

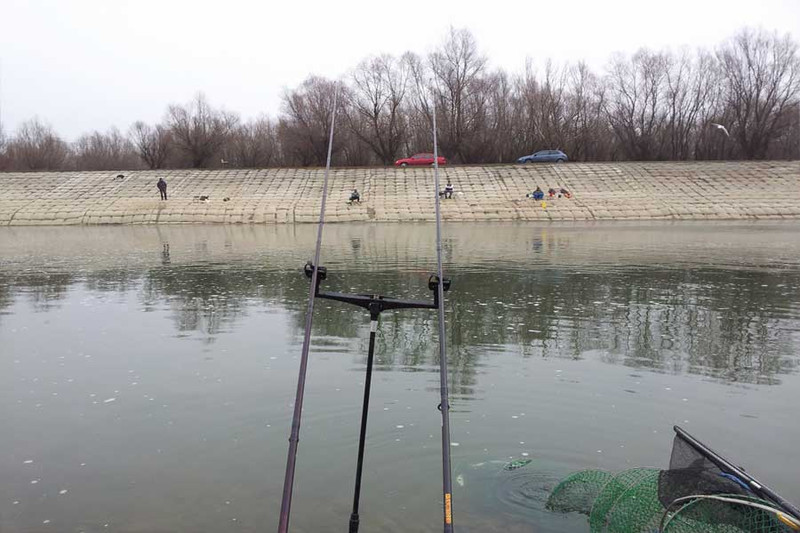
[428,275,451,292]
[304,261,327,280]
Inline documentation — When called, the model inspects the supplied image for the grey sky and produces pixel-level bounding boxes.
[2,0,798,140]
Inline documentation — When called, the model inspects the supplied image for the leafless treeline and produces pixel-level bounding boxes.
[1,27,797,171]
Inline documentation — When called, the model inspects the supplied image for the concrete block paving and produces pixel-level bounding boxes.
[1,162,798,225]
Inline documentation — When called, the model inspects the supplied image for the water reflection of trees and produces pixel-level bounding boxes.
[82,268,143,294]
[0,278,14,318]
[0,271,74,312]
[212,263,800,388]
[453,267,800,385]
[141,266,274,341]
[1,261,798,387]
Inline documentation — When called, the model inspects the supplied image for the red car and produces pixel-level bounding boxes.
[394,153,447,167]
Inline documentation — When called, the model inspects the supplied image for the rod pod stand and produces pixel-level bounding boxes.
[303,262,451,533]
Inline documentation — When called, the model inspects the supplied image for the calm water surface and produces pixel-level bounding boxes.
[1,222,799,533]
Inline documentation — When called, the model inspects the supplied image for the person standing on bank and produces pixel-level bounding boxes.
[157,178,167,200]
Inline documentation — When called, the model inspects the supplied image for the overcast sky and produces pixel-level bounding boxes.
[1,0,798,140]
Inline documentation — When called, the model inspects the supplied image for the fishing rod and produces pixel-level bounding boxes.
[277,87,339,533]
[277,86,456,533]
[431,93,456,533]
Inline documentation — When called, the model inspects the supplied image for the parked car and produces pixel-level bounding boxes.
[517,150,568,163]
[394,153,447,167]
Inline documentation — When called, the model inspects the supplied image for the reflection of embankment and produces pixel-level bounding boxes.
[1,223,798,387]
[2,222,800,273]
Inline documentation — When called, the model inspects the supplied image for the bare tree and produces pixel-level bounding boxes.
[129,121,173,169]
[428,28,489,162]
[562,62,612,160]
[346,54,410,165]
[766,102,800,159]
[660,50,721,160]
[484,69,517,162]
[167,93,238,168]
[336,124,373,166]
[2,26,798,169]
[225,117,277,168]
[74,127,141,170]
[0,120,8,170]
[512,62,541,157]
[279,76,340,166]
[536,61,570,150]
[5,118,71,170]
[401,52,434,155]
[605,49,670,160]
[717,28,800,159]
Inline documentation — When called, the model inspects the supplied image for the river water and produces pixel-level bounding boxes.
[1,222,799,533]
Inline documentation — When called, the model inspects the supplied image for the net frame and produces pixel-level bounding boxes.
[661,495,800,533]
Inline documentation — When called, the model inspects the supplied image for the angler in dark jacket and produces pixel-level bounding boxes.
[157,178,168,200]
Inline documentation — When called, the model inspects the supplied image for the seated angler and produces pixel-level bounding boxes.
[444,180,454,199]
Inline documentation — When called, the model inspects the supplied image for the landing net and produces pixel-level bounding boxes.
[545,428,800,532]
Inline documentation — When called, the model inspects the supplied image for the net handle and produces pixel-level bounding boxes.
[673,426,800,522]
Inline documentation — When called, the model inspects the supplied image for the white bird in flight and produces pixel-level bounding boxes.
[710,123,730,137]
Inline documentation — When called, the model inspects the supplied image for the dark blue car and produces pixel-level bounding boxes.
[517,150,568,163]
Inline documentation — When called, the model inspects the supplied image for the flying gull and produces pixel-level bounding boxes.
[710,123,730,137]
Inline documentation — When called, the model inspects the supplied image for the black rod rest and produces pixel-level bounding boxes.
[302,261,451,533]
[304,261,450,317]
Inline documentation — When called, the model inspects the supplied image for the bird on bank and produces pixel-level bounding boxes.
[710,123,730,137]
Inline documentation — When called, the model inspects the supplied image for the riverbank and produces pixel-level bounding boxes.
[1,161,798,225]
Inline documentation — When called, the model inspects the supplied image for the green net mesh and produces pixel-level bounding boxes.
[588,468,661,532]
[545,469,614,515]
[545,428,800,531]
[546,471,800,532]
[604,470,664,532]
